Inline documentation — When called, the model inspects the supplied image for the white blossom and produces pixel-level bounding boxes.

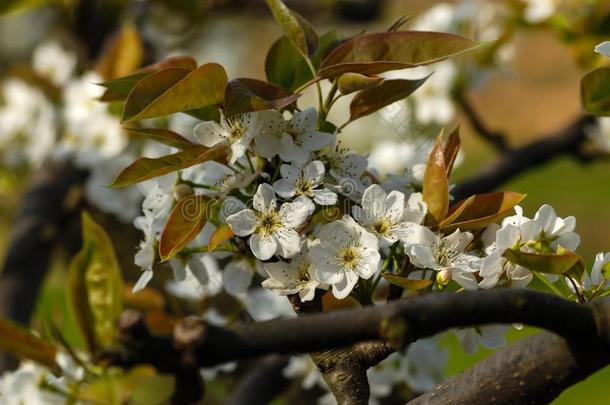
[478,223,533,289]
[311,215,380,299]
[226,184,311,260]
[521,0,559,23]
[570,252,610,295]
[262,241,321,302]
[403,226,480,290]
[526,204,580,251]
[273,160,337,206]
[273,107,334,164]
[194,110,284,164]
[222,259,255,296]
[586,117,610,153]
[353,184,426,247]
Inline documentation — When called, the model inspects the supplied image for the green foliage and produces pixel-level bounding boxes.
[337,73,383,95]
[68,212,124,353]
[503,248,584,276]
[266,0,318,58]
[382,274,433,291]
[109,145,227,188]
[77,366,174,405]
[122,63,228,122]
[158,195,209,261]
[581,66,610,116]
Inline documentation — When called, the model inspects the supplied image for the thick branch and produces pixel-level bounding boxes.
[111,290,604,369]
[453,115,596,201]
[409,331,610,405]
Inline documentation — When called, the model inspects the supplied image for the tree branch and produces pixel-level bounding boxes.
[409,331,610,405]
[111,289,607,368]
[453,115,596,201]
[457,95,509,152]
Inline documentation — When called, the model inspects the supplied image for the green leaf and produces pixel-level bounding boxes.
[348,77,427,122]
[266,0,318,57]
[122,63,228,122]
[109,145,227,188]
[0,318,57,368]
[422,132,449,224]
[265,36,312,92]
[77,366,173,405]
[503,248,584,275]
[130,373,175,405]
[79,212,124,350]
[581,66,610,116]
[67,245,97,353]
[159,195,209,261]
[382,274,433,291]
[319,31,486,78]
[440,191,527,232]
[99,56,198,101]
[337,72,383,95]
[224,78,300,117]
[125,127,197,149]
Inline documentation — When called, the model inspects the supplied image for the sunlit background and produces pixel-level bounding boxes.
[1,0,609,403]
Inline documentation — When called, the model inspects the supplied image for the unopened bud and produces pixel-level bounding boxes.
[174,184,194,201]
[436,269,451,287]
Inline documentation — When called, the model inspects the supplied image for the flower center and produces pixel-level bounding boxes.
[227,120,245,144]
[433,240,460,268]
[256,211,282,237]
[340,246,361,270]
[295,177,314,197]
[372,218,392,236]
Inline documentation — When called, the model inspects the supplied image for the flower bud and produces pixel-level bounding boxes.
[436,269,451,287]
[174,183,193,201]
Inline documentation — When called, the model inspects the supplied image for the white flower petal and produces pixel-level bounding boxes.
[193,121,227,147]
[313,188,338,205]
[254,183,277,212]
[226,209,257,237]
[250,233,278,260]
[273,178,296,199]
[223,261,253,295]
[133,270,153,292]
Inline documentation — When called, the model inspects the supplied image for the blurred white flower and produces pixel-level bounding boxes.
[586,117,610,153]
[595,41,610,57]
[59,71,127,168]
[32,41,77,87]
[569,252,610,295]
[167,254,222,301]
[0,363,66,405]
[455,325,508,354]
[0,79,56,167]
[85,154,143,222]
[521,0,559,23]
[241,287,295,321]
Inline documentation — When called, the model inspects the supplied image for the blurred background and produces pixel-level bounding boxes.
[1,0,609,403]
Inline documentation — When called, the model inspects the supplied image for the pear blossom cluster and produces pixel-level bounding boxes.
[0,40,140,221]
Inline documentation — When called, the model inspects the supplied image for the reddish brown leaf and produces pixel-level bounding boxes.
[159,195,209,261]
[208,224,234,252]
[319,31,486,78]
[440,191,526,231]
[382,274,433,290]
[109,145,227,188]
[224,78,300,117]
[422,132,449,224]
[125,127,197,149]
